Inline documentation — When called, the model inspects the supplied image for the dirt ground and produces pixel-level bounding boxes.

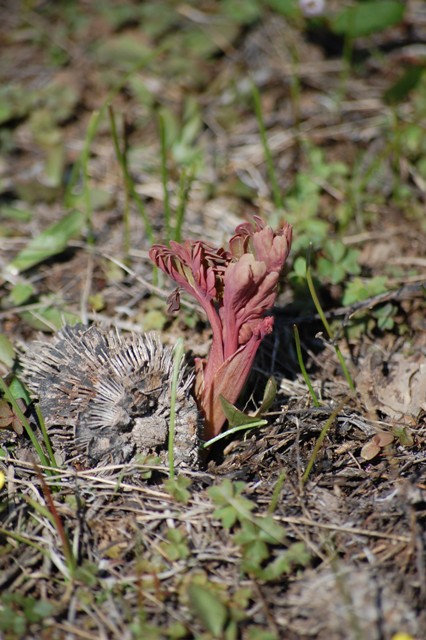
[0,2,425,639]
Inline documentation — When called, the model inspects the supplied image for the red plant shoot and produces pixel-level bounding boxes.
[149,217,292,440]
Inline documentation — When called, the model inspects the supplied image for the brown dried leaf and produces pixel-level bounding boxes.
[0,400,13,428]
[360,440,381,461]
[374,431,394,447]
[356,348,426,420]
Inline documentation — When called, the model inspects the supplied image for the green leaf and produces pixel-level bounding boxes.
[253,515,286,544]
[223,0,261,25]
[208,479,254,528]
[255,377,277,416]
[241,539,270,571]
[8,376,31,403]
[373,303,396,330]
[384,65,426,105]
[0,204,32,222]
[20,305,80,332]
[292,256,308,279]
[331,1,405,38]
[261,542,310,581]
[188,582,228,636]
[220,395,263,428]
[0,334,15,369]
[342,276,388,306]
[247,628,278,640]
[6,210,84,274]
[160,528,190,561]
[265,0,299,19]
[163,476,192,504]
[8,282,35,306]
[95,34,153,70]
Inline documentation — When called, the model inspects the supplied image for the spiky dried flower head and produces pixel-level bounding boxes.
[21,324,199,468]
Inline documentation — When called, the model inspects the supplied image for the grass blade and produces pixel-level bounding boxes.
[108,105,154,246]
[293,324,320,406]
[252,82,284,210]
[0,376,51,471]
[158,111,172,240]
[305,250,355,392]
[168,338,185,480]
[302,395,350,484]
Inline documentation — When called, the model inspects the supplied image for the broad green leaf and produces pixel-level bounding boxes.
[7,210,83,274]
[188,583,228,636]
[163,476,191,504]
[331,1,405,38]
[8,376,31,403]
[241,540,270,570]
[20,305,80,332]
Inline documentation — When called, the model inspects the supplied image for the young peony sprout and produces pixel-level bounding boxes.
[150,216,292,440]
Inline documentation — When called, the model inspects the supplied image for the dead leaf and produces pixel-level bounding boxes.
[360,432,394,461]
[356,347,426,421]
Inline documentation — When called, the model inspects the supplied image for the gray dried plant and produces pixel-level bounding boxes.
[21,324,200,468]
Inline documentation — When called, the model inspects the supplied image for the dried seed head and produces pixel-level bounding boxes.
[21,325,200,468]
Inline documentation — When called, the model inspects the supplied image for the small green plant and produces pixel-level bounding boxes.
[159,528,190,562]
[6,210,83,276]
[316,239,361,286]
[302,395,350,483]
[208,479,309,580]
[208,479,255,528]
[203,376,276,448]
[0,593,56,636]
[186,572,252,639]
[163,475,192,504]
[281,145,348,252]
[342,276,397,335]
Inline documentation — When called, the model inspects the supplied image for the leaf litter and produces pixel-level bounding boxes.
[0,1,425,639]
